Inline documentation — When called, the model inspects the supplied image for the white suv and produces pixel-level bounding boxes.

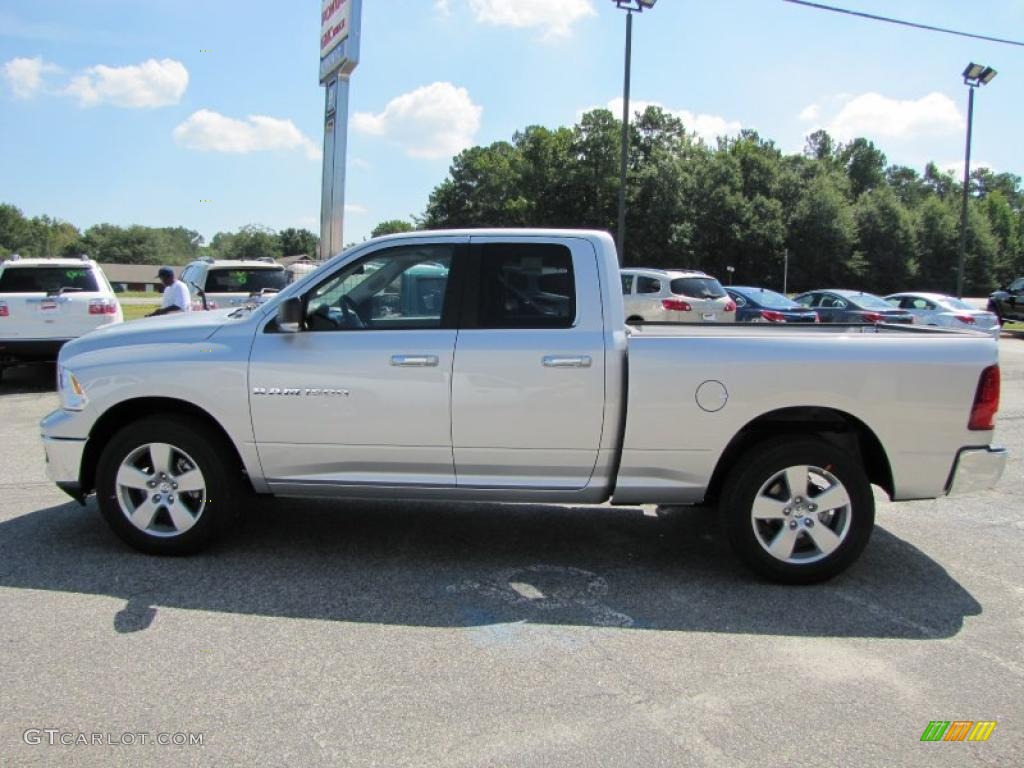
[0,255,122,378]
[621,268,735,324]
[179,257,288,310]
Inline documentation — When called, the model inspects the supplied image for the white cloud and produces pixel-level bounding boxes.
[65,58,188,108]
[353,82,482,159]
[344,203,368,215]
[2,56,61,98]
[826,92,961,141]
[798,104,819,122]
[434,0,452,17]
[173,110,321,160]
[600,98,742,144]
[468,0,596,39]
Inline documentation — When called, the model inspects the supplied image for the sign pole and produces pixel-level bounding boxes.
[319,0,361,261]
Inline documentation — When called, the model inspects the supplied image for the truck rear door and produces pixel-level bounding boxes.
[451,237,606,490]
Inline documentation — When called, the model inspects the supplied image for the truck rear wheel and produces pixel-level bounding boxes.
[719,437,874,584]
[95,416,240,555]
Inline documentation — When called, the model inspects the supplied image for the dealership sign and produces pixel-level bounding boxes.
[320,0,360,82]
[321,0,351,58]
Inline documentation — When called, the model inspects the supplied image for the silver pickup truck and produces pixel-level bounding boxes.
[40,230,1007,582]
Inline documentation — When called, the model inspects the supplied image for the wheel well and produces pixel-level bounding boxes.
[80,397,247,495]
[704,407,893,504]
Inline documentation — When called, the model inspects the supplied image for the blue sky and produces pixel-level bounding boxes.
[1,1,1021,248]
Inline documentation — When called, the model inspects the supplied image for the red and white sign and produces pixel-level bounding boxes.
[321,0,351,58]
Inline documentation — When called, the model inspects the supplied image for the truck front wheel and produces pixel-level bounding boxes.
[719,437,874,584]
[95,416,240,555]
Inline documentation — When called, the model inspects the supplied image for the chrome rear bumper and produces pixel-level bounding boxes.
[947,446,1008,496]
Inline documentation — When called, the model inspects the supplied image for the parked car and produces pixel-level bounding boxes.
[0,254,122,379]
[793,289,914,324]
[621,268,735,324]
[987,277,1024,325]
[42,230,1006,584]
[726,286,818,323]
[884,292,1000,338]
[179,257,288,310]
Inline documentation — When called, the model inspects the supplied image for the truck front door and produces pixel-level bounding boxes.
[248,241,464,491]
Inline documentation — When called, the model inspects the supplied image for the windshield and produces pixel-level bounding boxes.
[0,266,99,293]
[735,288,797,309]
[670,277,726,299]
[207,268,287,293]
[849,293,892,310]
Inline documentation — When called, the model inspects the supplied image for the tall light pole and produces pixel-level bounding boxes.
[957,62,997,298]
[611,0,656,265]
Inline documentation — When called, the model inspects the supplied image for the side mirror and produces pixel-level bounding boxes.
[277,297,303,333]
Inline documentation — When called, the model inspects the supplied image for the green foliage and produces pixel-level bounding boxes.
[370,219,416,238]
[278,227,319,257]
[421,115,1023,294]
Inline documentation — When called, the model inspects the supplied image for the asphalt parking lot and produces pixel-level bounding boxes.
[1,338,1022,767]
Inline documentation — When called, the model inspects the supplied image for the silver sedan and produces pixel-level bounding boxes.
[884,292,1000,338]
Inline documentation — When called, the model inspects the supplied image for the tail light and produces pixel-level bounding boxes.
[0,301,8,317]
[760,310,786,322]
[88,299,118,315]
[662,298,691,312]
[968,365,1000,430]
[954,314,976,325]
[862,311,883,323]
[723,300,736,312]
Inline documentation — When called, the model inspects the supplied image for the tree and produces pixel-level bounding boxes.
[370,220,415,238]
[853,188,917,293]
[278,227,319,256]
[839,138,887,198]
[210,224,282,261]
[786,172,861,290]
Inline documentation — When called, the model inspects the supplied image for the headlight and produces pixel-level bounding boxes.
[58,367,88,411]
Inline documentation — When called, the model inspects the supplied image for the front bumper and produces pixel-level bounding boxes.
[43,435,87,486]
[947,446,1008,496]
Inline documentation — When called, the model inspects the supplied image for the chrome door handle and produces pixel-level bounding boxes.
[391,355,439,367]
[542,355,592,368]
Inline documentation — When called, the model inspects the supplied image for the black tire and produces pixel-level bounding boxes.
[719,437,874,584]
[95,416,242,555]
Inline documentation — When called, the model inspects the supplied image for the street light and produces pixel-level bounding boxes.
[956,61,997,298]
[611,0,657,265]
[726,266,735,285]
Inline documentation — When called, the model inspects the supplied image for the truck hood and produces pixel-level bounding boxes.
[60,308,238,359]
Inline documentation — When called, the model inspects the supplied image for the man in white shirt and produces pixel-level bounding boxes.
[149,267,192,316]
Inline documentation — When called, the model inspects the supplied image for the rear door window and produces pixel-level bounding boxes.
[620,274,634,295]
[477,243,575,328]
[0,266,99,293]
[637,276,661,294]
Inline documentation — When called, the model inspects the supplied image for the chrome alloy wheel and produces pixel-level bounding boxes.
[750,464,852,565]
[115,442,207,538]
